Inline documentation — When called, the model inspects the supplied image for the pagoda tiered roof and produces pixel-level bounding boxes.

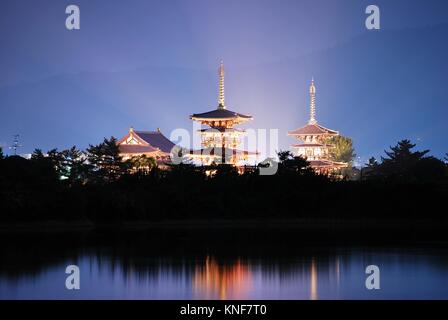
[288,123,338,136]
[191,107,252,122]
[288,79,349,174]
[188,61,256,166]
[292,143,326,148]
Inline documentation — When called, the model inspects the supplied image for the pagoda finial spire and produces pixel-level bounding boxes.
[308,78,317,124]
[218,60,225,109]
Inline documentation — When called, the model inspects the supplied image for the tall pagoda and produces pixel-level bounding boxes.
[189,62,255,166]
[288,79,347,173]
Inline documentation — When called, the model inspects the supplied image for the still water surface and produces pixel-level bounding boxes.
[1,229,448,299]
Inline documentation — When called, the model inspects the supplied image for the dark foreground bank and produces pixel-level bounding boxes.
[1,217,448,245]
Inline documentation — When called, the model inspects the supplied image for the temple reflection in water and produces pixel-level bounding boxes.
[3,231,445,299]
[192,256,252,300]
[189,256,341,300]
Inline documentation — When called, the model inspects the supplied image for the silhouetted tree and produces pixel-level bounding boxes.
[86,137,127,183]
[0,147,4,160]
[278,150,293,163]
[214,164,239,178]
[277,150,312,175]
[31,148,73,180]
[366,157,379,167]
[47,149,67,178]
[61,146,88,185]
[412,156,446,182]
[377,139,446,182]
[167,160,205,180]
[381,139,427,176]
[30,149,59,183]
[445,153,448,178]
[362,157,380,180]
[31,149,45,160]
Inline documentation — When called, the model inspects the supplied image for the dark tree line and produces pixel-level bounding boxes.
[0,139,447,223]
[362,139,447,182]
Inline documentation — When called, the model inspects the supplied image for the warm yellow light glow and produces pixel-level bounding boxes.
[192,256,252,300]
[310,259,318,300]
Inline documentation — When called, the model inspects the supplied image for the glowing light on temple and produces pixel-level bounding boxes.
[288,79,347,174]
[218,60,225,108]
[309,77,317,125]
[189,62,256,166]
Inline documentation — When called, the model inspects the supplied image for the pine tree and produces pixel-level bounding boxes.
[277,150,311,174]
[366,157,379,168]
[61,146,88,185]
[30,148,59,182]
[362,157,380,180]
[378,139,447,181]
[327,135,356,165]
[380,139,429,179]
[86,137,126,183]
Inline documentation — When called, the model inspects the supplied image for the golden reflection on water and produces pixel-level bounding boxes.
[192,256,252,300]
[191,256,342,300]
[310,258,318,300]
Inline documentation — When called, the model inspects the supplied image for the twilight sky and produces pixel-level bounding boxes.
[1,0,448,163]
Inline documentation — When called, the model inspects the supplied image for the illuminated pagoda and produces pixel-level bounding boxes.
[189,61,255,166]
[117,127,175,164]
[288,79,347,173]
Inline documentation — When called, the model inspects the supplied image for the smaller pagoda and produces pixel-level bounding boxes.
[189,62,255,166]
[288,79,347,173]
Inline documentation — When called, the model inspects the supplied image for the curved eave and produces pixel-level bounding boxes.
[191,115,253,122]
[288,131,339,136]
[291,143,326,148]
[190,107,253,122]
[288,123,339,136]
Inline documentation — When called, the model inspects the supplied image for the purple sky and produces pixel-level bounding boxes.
[1,0,448,163]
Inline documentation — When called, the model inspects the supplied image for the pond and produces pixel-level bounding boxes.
[1,228,448,299]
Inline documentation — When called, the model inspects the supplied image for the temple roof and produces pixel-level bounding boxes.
[118,144,159,154]
[288,123,338,136]
[117,129,176,154]
[191,107,252,121]
[292,143,325,148]
[134,130,175,153]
